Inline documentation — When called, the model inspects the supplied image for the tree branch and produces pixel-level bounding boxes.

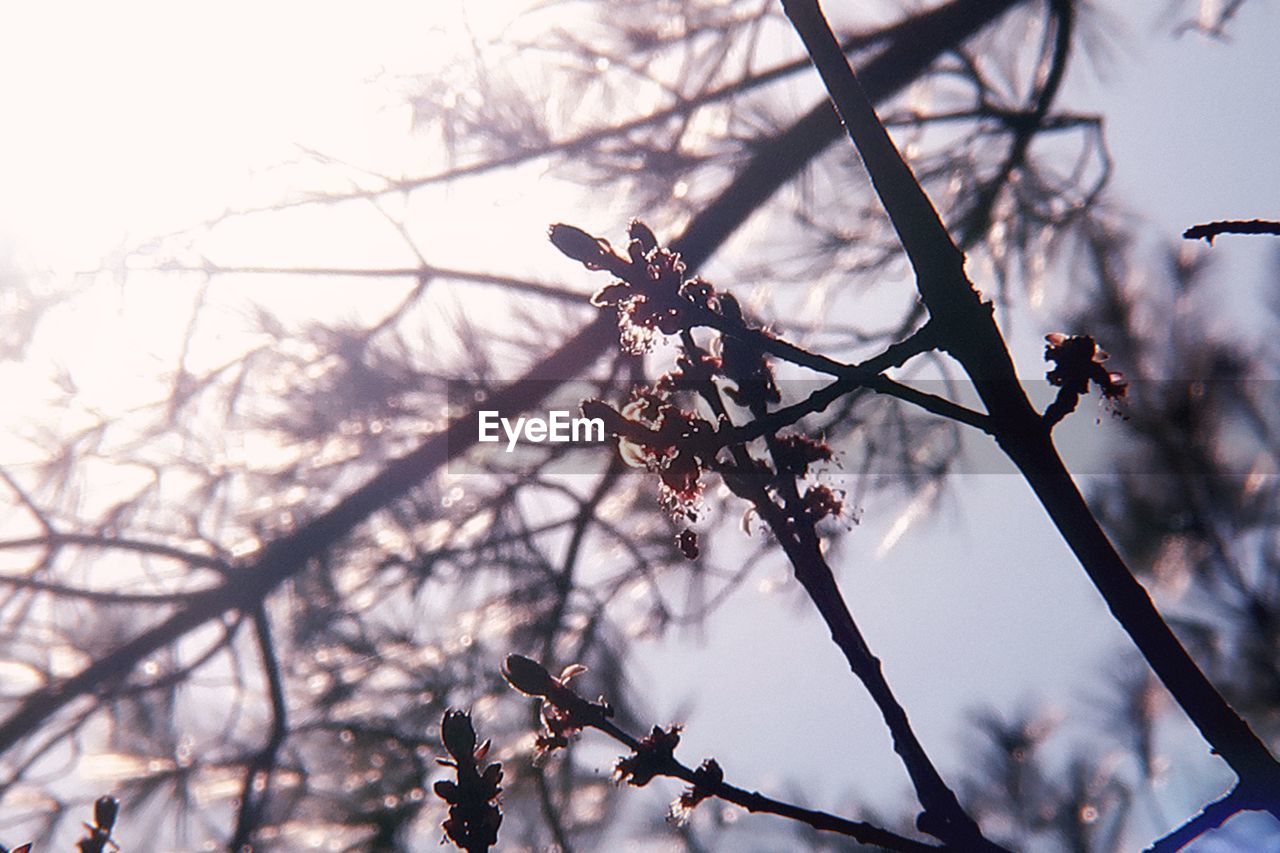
[784,0,1280,819]
[1182,219,1280,245]
[0,532,230,573]
[504,656,941,852]
[229,606,289,851]
[155,261,591,306]
[668,331,997,849]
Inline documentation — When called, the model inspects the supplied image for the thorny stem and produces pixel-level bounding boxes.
[784,0,1280,828]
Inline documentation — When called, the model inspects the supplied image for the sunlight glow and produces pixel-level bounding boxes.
[0,1,532,270]
[0,0,554,521]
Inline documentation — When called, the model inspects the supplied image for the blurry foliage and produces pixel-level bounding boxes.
[0,0,1274,849]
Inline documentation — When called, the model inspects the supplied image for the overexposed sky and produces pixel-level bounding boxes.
[0,1,529,269]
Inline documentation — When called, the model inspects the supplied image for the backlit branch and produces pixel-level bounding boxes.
[503,655,939,852]
[784,0,1280,827]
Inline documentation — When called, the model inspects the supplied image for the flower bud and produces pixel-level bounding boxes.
[549,224,608,267]
[441,709,477,760]
[502,654,557,697]
[93,796,119,831]
[628,220,658,255]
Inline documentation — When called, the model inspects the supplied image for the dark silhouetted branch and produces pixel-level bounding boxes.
[668,327,996,849]
[229,607,289,850]
[503,656,939,852]
[1183,219,1280,245]
[784,0,1280,824]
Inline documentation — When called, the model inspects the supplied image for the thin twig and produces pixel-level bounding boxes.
[671,328,997,849]
[156,261,590,305]
[1182,219,1280,245]
[0,574,210,605]
[508,658,940,852]
[532,458,624,851]
[0,532,230,573]
[230,606,289,850]
[0,468,55,535]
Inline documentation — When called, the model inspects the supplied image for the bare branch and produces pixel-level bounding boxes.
[784,0,1280,822]
[1182,219,1280,245]
[229,607,289,850]
[504,656,940,852]
[0,532,230,573]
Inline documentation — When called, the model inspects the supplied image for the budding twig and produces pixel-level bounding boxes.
[502,656,940,852]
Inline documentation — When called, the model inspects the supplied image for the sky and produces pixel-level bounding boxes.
[0,0,1277,848]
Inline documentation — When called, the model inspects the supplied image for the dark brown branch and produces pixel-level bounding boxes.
[882,107,1099,133]
[571,238,988,434]
[1182,219,1280,245]
[783,0,967,315]
[716,328,991,447]
[675,0,1022,273]
[743,486,998,848]
[656,761,940,852]
[683,293,943,382]
[667,328,995,849]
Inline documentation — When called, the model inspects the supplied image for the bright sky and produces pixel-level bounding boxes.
[0,1,529,269]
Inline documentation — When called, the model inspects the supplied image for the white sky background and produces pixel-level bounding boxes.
[0,1,525,267]
[0,0,1278,848]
